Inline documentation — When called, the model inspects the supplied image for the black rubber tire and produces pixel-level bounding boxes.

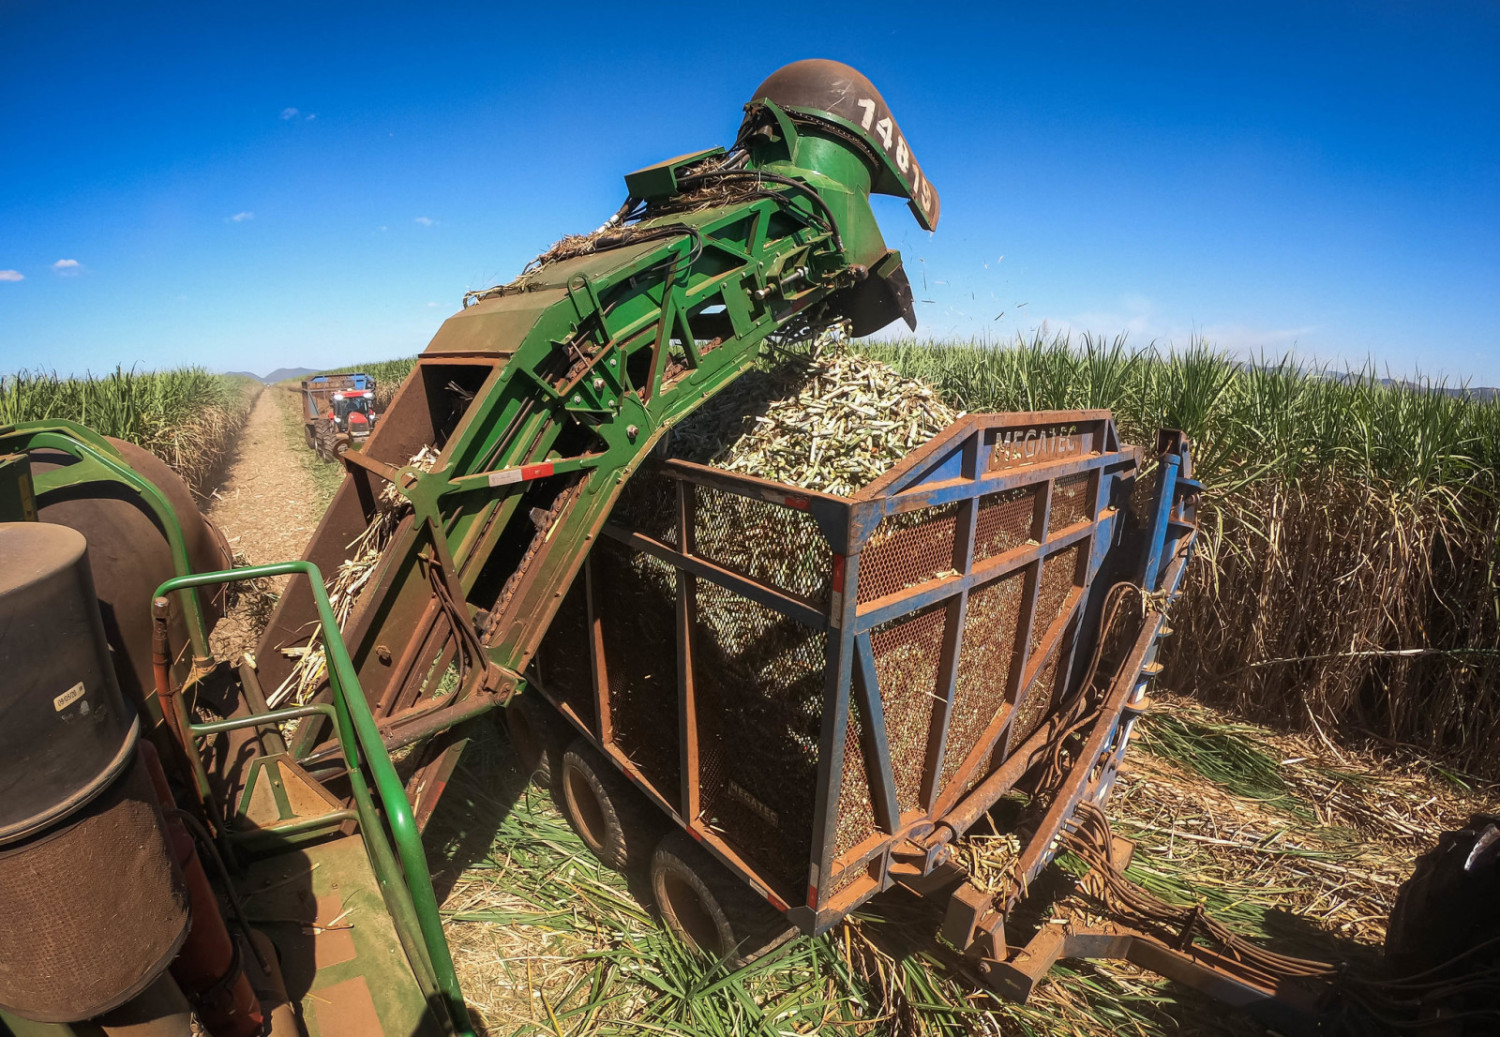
[1385,814,1500,1030]
[504,694,565,787]
[559,739,654,871]
[650,828,795,967]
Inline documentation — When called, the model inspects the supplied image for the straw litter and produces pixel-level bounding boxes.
[266,446,439,710]
[962,690,1494,957]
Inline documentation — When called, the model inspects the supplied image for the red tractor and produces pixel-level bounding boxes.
[300,373,377,460]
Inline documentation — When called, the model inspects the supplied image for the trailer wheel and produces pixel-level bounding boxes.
[650,829,794,966]
[559,740,652,871]
[504,694,564,786]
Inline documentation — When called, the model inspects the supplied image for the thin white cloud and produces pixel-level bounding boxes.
[227,211,254,223]
[426,301,439,307]
[305,113,317,121]
[52,259,80,275]
[1196,322,1318,354]
[1053,295,1317,357]
[280,107,300,120]
[1061,294,1159,340]
[0,270,22,282]
[414,216,435,226]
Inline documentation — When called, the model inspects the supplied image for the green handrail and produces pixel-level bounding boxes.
[155,562,474,1037]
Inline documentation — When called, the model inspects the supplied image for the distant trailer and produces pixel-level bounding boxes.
[300,373,378,460]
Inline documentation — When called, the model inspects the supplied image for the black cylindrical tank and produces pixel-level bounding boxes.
[0,521,189,1023]
[0,521,136,840]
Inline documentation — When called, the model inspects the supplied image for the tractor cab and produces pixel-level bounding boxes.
[330,391,375,434]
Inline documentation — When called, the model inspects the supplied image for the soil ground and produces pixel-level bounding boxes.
[205,385,328,659]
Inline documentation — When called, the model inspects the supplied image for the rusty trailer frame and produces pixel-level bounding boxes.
[528,409,1200,936]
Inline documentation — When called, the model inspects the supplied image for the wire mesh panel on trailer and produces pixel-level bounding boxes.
[528,410,1198,931]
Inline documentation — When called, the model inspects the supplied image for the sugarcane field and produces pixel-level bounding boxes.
[2,10,1497,1037]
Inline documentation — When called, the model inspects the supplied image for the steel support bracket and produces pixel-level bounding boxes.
[981,919,1321,1013]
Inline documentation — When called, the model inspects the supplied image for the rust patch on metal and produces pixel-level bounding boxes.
[692,580,825,894]
[593,541,681,809]
[869,604,947,814]
[1048,472,1091,535]
[692,484,832,605]
[1013,645,1064,747]
[1032,546,1082,652]
[973,485,1039,562]
[857,501,959,604]
[832,698,878,862]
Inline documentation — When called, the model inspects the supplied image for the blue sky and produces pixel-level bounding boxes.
[2,2,1497,383]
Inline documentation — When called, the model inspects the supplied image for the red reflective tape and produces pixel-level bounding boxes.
[806,884,819,910]
[829,553,848,628]
[767,892,789,913]
[486,461,556,488]
[759,488,810,510]
[688,827,703,841]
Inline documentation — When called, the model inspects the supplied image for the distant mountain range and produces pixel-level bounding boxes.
[1324,371,1499,401]
[224,367,319,384]
[1384,379,1498,401]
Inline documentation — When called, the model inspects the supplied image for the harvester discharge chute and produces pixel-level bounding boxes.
[250,59,944,822]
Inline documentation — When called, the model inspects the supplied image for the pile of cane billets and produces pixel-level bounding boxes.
[672,340,960,498]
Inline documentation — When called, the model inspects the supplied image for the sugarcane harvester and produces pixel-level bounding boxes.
[0,59,1222,1037]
